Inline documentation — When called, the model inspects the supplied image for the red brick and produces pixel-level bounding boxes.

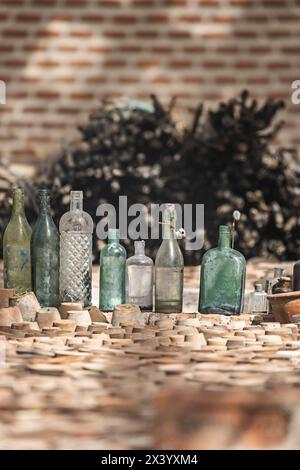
[136,60,160,68]
[36,60,60,67]
[184,46,205,53]
[15,14,41,22]
[86,76,107,83]
[3,29,28,38]
[81,15,105,23]
[146,15,169,23]
[136,31,159,38]
[36,91,60,99]
[70,92,94,99]
[112,16,137,24]
[103,59,127,67]
[169,60,191,68]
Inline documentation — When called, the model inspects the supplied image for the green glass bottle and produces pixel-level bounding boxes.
[199,225,246,315]
[99,228,126,311]
[31,190,59,307]
[3,188,32,293]
[155,204,184,313]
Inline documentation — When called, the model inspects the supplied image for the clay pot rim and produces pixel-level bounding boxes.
[268,291,300,299]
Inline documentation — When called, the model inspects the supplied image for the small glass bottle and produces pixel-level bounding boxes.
[199,225,246,315]
[31,190,59,307]
[3,188,32,293]
[126,240,153,311]
[59,191,93,306]
[294,261,300,291]
[155,204,184,314]
[248,283,268,314]
[100,228,126,311]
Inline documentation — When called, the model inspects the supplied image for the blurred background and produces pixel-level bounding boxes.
[1,0,300,263]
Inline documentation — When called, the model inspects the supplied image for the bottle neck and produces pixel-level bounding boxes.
[108,236,119,244]
[163,205,177,240]
[218,231,231,249]
[11,190,25,218]
[70,192,83,211]
[39,191,51,215]
[134,241,145,256]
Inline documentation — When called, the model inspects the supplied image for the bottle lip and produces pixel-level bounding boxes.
[108,228,120,239]
[71,190,83,199]
[219,225,231,233]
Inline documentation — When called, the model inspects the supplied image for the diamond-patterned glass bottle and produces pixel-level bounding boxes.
[32,190,59,307]
[126,240,153,311]
[99,229,126,311]
[59,191,93,306]
[3,188,32,293]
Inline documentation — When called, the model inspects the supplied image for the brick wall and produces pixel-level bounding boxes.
[0,0,300,166]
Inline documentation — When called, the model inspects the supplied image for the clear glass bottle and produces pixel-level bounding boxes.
[59,191,93,306]
[199,225,246,315]
[3,188,32,293]
[248,283,268,314]
[99,228,126,311]
[155,204,184,313]
[126,240,153,311]
[32,190,59,307]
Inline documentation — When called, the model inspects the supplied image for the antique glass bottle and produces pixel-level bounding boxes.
[199,225,246,315]
[59,191,93,306]
[99,229,126,311]
[126,240,153,311]
[155,204,184,313]
[31,190,59,307]
[294,261,300,290]
[3,188,32,293]
[248,283,268,314]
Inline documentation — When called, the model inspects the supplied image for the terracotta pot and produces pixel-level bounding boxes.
[0,306,23,326]
[268,291,300,323]
[36,308,61,329]
[0,289,16,308]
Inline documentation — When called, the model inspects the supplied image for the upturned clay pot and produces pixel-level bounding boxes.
[9,292,40,322]
[0,306,23,326]
[36,308,61,329]
[59,302,82,319]
[0,289,16,308]
[268,291,300,323]
[67,310,91,326]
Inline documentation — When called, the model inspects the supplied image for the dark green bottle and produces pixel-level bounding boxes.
[3,188,32,293]
[199,225,246,315]
[99,229,126,311]
[32,189,59,307]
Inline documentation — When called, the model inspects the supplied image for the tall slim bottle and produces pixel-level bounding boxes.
[155,204,184,313]
[32,190,59,307]
[59,191,93,306]
[199,225,246,315]
[3,187,32,293]
[100,229,126,311]
[126,240,153,311]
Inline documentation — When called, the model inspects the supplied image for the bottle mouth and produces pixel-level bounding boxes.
[71,190,83,199]
[219,225,231,233]
[108,228,120,240]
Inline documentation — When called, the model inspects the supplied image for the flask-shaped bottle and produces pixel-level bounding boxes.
[199,225,246,315]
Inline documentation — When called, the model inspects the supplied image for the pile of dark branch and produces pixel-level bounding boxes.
[1,91,300,264]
